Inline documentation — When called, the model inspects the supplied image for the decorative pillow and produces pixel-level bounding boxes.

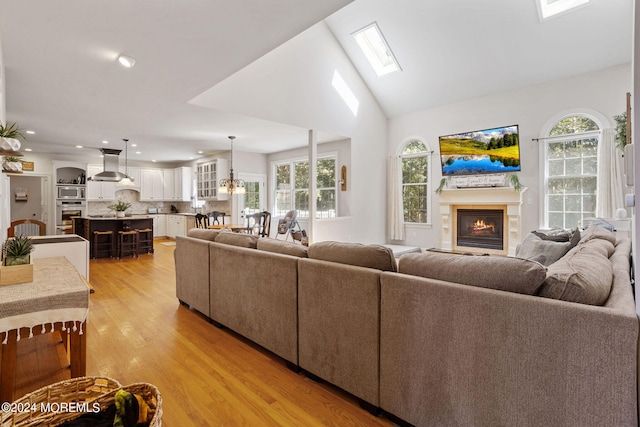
[214,232,258,249]
[579,226,617,245]
[308,241,397,272]
[537,238,614,305]
[515,229,580,266]
[398,252,547,295]
[257,238,308,258]
[187,228,219,242]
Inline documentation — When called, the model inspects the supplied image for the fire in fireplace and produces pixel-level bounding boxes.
[457,209,504,250]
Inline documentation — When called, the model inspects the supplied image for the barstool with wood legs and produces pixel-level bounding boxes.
[136,228,154,255]
[117,230,138,259]
[92,230,114,258]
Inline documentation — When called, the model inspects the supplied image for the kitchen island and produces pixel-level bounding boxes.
[72,215,154,258]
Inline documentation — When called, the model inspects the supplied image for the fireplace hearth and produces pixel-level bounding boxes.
[457,209,504,250]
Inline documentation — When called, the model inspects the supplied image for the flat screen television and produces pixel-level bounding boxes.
[439,124,521,176]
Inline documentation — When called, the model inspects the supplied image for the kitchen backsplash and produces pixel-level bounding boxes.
[87,189,232,216]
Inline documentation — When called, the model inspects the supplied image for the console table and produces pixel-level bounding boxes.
[0,257,90,403]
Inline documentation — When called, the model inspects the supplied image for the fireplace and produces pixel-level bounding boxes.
[456,209,504,250]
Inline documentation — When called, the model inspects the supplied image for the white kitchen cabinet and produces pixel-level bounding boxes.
[163,169,175,200]
[167,214,195,238]
[174,167,193,202]
[196,159,228,200]
[151,214,167,237]
[140,168,164,201]
[86,164,116,201]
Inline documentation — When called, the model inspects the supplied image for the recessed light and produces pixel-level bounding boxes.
[135,151,141,154]
[75,145,83,149]
[152,160,157,162]
[197,151,204,154]
[102,140,109,144]
[131,144,137,147]
[24,148,32,152]
[117,54,136,68]
[25,130,35,135]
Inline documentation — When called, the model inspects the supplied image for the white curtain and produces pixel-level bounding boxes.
[388,156,405,241]
[596,128,625,218]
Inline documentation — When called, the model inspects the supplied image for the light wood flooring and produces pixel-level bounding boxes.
[13,240,396,426]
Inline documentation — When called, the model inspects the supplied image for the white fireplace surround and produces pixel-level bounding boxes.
[438,187,527,256]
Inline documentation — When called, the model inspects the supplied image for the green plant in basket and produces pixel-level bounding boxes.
[2,234,34,266]
[108,199,132,212]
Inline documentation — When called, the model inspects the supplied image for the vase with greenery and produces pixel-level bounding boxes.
[108,199,132,217]
[0,122,25,152]
[509,174,522,191]
[2,155,23,172]
[2,234,34,266]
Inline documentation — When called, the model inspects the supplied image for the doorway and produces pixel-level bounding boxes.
[8,175,51,233]
[235,173,266,225]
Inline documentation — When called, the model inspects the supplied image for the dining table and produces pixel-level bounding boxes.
[207,223,249,232]
[0,257,90,403]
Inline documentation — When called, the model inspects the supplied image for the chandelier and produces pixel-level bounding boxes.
[218,135,245,195]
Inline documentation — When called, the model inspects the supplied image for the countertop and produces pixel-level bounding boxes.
[79,215,152,220]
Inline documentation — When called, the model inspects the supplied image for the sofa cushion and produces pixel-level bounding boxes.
[214,232,258,249]
[515,228,580,266]
[579,225,617,245]
[398,252,547,295]
[257,238,308,257]
[187,228,219,241]
[308,241,397,272]
[538,237,614,305]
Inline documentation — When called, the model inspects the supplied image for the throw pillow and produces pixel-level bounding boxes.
[398,252,547,295]
[515,229,580,266]
[537,237,614,305]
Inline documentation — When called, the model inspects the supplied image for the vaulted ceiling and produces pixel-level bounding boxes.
[0,0,632,163]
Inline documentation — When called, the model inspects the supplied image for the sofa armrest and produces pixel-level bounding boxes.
[175,236,211,315]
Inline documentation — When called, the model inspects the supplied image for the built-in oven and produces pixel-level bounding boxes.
[56,200,87,235]
[57,185,85,200]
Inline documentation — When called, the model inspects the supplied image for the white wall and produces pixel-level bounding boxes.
[389,63,631,248]
[190,22,387,244]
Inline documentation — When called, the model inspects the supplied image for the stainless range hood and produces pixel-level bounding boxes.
[90,148,129,182]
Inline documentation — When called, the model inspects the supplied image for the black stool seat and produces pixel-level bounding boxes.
[136,228,154,254]
[117,230,138,259]
[92,230,114,259]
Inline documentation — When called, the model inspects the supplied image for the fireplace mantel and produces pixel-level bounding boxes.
[438,187,527,256]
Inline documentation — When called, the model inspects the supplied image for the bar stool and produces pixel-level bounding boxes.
[136,228,154,254]
[117,230,138,259]
[92,230,114,259]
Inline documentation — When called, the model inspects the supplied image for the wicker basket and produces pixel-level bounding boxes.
[1,376,122,427]
[1,378,162,427]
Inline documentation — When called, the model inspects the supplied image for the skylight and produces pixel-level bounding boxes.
[537,0,590,21]
[352,22,401,77]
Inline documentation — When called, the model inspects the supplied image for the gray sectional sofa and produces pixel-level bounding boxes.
[174,226,639,427]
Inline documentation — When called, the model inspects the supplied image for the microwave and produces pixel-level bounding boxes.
[57,185,85,200]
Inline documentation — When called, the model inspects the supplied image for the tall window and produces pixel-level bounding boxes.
[401,140,430,223]
[544,115,600,228]
[274,156,337,219]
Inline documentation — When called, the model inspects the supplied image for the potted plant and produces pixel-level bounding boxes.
[108,199,132,217]
[2,234,34,266]
[2,155,23,172]
[0,122,25,152]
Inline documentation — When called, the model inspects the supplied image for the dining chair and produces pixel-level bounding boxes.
[8,219,47,237]
[195,213,208,228]
[207,211,225,225]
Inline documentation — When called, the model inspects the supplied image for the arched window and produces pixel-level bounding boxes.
[401,140,431,224]
[543,115,600,228]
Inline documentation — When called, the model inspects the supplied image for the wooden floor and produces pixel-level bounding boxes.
[13,240,396,427]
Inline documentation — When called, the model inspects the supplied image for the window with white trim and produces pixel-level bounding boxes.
[543,115,600,228]
[274,156,337,219]
[401,140,431,224]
